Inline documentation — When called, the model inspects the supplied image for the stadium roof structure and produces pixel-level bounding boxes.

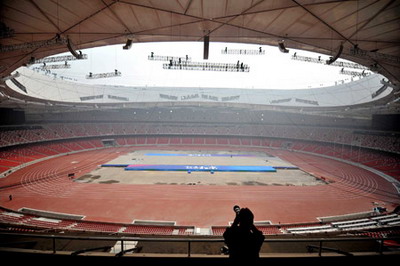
[0,0,400,118]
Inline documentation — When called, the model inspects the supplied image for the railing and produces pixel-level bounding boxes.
[1,232,399,257]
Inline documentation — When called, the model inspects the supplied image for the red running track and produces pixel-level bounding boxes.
[0,146,399,227]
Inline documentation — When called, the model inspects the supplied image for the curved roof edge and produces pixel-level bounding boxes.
[5,67,393,109]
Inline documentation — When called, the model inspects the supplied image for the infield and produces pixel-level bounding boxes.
[75,150,326,186]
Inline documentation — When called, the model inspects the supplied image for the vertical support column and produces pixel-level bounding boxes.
[52,237,56,254]
[318,241,322,256]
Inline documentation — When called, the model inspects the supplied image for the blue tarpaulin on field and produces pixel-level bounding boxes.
[124,164,276,172]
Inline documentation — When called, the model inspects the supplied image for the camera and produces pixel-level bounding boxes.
[233,205,240,215]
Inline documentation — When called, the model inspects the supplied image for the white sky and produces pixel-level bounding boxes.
[49,42,362,90]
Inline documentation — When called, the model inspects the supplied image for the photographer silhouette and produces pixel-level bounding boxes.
[223,206,264,264]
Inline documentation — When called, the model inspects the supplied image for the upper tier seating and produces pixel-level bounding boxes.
[0,123,399,153]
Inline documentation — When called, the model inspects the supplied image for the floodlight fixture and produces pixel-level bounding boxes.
[148,53,191,62]
[67,38,83,59]
[371,83,388,99]
[123,39,133,50]
[326,44,343,65]
[291,53,368,70]
[350,44,400,65]
[221,47,265,55]
[163,60,250,72]
[41,63,71,69]
[32,54,88,64]
[0,35,67,52]
[339,68,369,77]
[278,40,289,53]
[86,70,121,79]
